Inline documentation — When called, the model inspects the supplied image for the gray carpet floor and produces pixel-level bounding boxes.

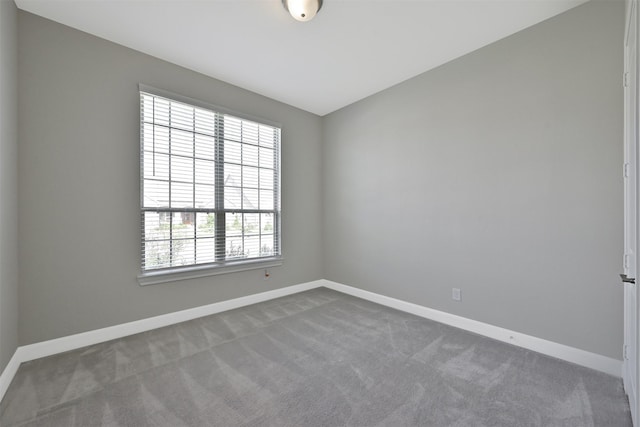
[0,288,632,426]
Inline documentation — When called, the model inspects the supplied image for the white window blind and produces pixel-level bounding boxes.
[140,90,281,273]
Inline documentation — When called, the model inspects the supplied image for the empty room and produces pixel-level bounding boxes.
[0,0,638,425]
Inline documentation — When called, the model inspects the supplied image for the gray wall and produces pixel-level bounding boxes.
[18,12,323,345]
[0,0,19,371]
[323,1,624,359]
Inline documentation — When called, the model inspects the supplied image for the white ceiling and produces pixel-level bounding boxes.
[15,0,589,116]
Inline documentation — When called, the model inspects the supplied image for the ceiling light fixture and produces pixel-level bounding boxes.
[282,0,323,22]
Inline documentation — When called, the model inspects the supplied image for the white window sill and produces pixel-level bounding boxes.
[137,257,283,286]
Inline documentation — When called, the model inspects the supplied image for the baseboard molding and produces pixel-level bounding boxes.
[0,279,324,402]
[0,349,22,402]
[19,280,324,363]
[0,277,623,405]
[321,280,622,377]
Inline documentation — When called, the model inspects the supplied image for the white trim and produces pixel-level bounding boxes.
[0,349,23,402]
[321,280,623,377]
[18,280,322,363]
[0,278,623,404]
[0,280,322,402]
[138,258,284,286]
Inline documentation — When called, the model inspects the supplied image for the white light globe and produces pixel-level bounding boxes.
[284,0,322,22]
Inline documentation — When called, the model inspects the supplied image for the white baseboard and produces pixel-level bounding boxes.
[0,279,324,402]
[19,280,324,363]
[321,280,622,377]
[0,277,623,405]
[0,349,22,402]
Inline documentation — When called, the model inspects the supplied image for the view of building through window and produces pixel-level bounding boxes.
[140,91,281,271]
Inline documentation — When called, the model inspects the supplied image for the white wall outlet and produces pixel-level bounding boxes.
[452,288,461,301]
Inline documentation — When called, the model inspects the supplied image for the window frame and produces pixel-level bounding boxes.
[137,84,282,285]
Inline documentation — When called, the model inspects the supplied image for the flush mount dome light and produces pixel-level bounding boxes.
[282,0,323,22]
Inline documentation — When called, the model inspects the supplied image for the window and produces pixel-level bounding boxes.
[139,87,281,279]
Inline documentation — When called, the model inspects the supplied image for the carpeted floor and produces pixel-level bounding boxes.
[0,288,632,426]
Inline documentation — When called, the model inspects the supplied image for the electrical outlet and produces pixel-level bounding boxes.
[452,288,461,301]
